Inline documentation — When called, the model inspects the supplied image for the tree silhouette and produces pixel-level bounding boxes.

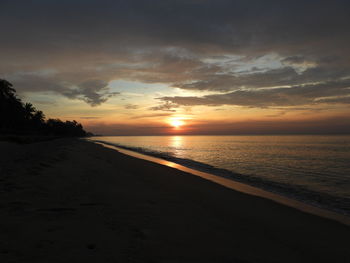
[0,79,88,137]
[0,79,25,131]
[24,103,36,120]
[0,79,16,99]
[31,110,45,130]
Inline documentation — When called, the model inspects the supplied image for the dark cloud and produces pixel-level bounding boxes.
[1,0,350,107]
[149,101,178,112]
[159,80,350,107]
[8,74,119,106]
[282,56,308,65]
[62,79,119,106]
[2,0,349,55]
[318,96,350,104]
[124,104,139,109]
[175,67,301,91]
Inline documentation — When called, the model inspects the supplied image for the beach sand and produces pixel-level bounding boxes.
[0,138,349,262]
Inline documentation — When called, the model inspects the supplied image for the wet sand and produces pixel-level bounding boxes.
[0,138,349,262]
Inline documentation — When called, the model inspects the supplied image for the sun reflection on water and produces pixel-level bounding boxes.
[170,136,183,149]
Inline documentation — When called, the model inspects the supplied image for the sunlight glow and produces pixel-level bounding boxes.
[168,116,189,129]
[171,136,183,148]
[170,119,185,128]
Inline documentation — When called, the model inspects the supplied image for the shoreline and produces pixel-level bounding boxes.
[1,138,349,262]
[94,141,350,226]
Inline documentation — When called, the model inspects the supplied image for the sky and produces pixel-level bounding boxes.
[1,0,350,135]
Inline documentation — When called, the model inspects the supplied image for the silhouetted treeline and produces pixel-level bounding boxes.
[0,79,88,137]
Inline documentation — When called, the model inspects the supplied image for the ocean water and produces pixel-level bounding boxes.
[89,135,350,215]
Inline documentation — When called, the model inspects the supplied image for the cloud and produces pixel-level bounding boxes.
[317,96,350,104]
[159,80,350,107]
[79,116,101,119]
[62,79,119,106]
[175,67,301,91]
[130,113,173,119]
[6,73,119,106]
[124,104,139,109]
[149,101,178,112]
[1,0,350,109]
[2,1,349,57]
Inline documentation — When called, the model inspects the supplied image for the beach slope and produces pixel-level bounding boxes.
[0,138,349,262]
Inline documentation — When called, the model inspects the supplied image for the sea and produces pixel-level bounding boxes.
[89,135,350,215]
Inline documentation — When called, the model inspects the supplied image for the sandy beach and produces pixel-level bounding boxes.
[0,138,349,263]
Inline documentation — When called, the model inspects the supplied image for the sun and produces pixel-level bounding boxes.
[170,119,185,128]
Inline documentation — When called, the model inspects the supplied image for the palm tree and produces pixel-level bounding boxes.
[32,110,45,123]
[24,103,36,120]
[0,79,24,130]
[0,79,16,100]
[0,79,87,136]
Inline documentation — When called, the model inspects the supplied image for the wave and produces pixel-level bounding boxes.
[93,139,350,216]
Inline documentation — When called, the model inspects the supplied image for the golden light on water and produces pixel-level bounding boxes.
[171,136,183,148]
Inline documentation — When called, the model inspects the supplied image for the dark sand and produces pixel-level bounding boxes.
[0,138,349,262]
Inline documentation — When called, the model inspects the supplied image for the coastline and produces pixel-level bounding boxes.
[90,138,350,218]
[1,138,349,262]
[94,141,350,226]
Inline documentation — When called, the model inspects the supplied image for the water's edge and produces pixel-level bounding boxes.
[88,139,350,225]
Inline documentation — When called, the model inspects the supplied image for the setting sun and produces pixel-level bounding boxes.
[170,119,185,128]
